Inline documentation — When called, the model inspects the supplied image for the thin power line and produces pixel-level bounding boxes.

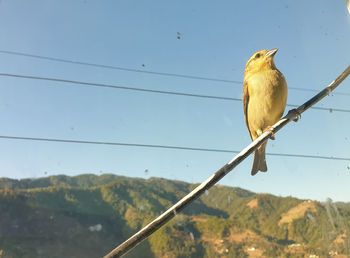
[1,49,349,95]
[0,135,349,161]
[1,73,349,113]
[0,50,240,84]
[0,73,241,101]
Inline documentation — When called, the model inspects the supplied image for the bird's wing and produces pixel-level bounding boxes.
[243,80,253,140]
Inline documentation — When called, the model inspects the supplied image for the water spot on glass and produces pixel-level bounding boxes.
[189,232,194,241]
[177,32,181,40]
[325,198,338,230]
[223,115,233,126]
[88,224,102,232]
[144,169,149,175]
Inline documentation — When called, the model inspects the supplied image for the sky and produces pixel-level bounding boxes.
[0,0,349,202]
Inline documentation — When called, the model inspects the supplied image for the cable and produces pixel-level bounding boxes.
[0,50,240,84]
[1,73,349,113]
[0,135,349,161]
[1,49,349,95]
[0,73,241,101]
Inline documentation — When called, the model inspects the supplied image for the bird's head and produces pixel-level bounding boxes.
[244,49,278,76]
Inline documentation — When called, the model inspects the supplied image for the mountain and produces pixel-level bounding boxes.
[0,174,349,258]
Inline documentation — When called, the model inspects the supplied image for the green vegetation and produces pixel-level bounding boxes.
[0,174,349,257]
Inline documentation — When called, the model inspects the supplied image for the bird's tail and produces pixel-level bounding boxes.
[251,142,267,176]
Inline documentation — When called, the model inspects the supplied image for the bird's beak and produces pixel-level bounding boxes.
[265,48,278,58]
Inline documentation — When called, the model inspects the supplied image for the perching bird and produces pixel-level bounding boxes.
[243,49,288,175]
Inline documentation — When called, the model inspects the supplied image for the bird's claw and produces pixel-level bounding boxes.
[287,109,301,122]
[265,127,276,140]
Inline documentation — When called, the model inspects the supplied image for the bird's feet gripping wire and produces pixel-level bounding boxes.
[287,108,301,122]
[264,127,276,140]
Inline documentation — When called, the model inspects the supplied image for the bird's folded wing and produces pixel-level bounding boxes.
[243,80,253,141]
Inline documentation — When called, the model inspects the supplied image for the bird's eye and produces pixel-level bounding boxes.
[255,53,261,59]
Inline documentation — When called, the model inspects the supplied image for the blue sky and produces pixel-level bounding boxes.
[0,1,349,202]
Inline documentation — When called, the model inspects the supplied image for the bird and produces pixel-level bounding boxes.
[243,48,288,175]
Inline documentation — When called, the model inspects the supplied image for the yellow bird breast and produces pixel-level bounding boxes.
[246,69,287,140]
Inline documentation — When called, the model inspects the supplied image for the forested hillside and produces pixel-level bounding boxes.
[0,174,349,257]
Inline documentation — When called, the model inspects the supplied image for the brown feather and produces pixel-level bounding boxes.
[243,81,253,141]
[251,143,268,175]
